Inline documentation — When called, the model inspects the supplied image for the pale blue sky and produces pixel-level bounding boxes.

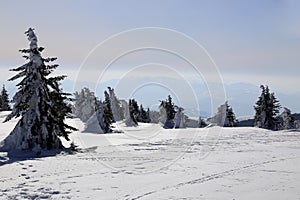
[0,0,299,115]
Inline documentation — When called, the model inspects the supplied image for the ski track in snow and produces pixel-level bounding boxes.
[128,156,299,200]
[0,113,300,199]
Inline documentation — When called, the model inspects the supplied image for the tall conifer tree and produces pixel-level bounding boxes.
[1,28,76,153]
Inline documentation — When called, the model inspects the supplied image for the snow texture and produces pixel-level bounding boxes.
[1,111,300,199]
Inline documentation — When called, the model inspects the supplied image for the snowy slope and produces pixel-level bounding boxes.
[0,111,300,199]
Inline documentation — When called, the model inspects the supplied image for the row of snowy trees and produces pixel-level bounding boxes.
[73,90,207,131]
[72,89,205,131]
[0,28,297,155]
[128,99,151,125]
[158,95,188,129]
[72,85,295,131]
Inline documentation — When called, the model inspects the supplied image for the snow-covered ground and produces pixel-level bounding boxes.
[0,111,300,199]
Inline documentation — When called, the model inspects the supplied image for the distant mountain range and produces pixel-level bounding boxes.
[4,78,299,118]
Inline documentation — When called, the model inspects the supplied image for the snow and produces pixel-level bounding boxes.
[1,111,300,199]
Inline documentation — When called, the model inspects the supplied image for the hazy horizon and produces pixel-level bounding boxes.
[0,1,299,116]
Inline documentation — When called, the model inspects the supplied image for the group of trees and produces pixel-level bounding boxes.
[72,87,114,134]
[73,87,96,122]
[128,98,150,125]
[159,95,187,129]
[72,86,152,133]
[72,87,114,133]
[0,85,11,111]
[253,85,296,130]
[206,85,296,131]
[72,85,295,132]
[0,28,298,154]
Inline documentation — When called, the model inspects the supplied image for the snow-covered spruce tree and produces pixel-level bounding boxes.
[129,99,139,125]
[158,103,167,124]
[103,90,114,132]
[94,99,108,133]
[107,87,124,121]
[174,106,186,129]
[73,87,96,122]
[146,108,151,123]
[281,107,295,130]
[138,104,150,123]
[226,103,237,127]
[159,95,176,129]
[0,28,77,153]
[254,85,280,130]
[0,85,11,111]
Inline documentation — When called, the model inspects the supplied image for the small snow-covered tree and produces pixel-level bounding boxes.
[281,107,294,130]
[107,87,124,122]
[210,103,226,126]
[0,85,11,111]
[226,104,237,127]
[159,104,167,124]
[1,28,76,153]
[174,106,186,128]
[146,108,151,123]
[95,99,112,133]
[120,100,136,126]
[254,85,280,130]
[159,95,176,129]
[85,97,113,134]
[73,87,96,122]
[129,99,139,125]
[138,104,150,123]
[103,90,114,132]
